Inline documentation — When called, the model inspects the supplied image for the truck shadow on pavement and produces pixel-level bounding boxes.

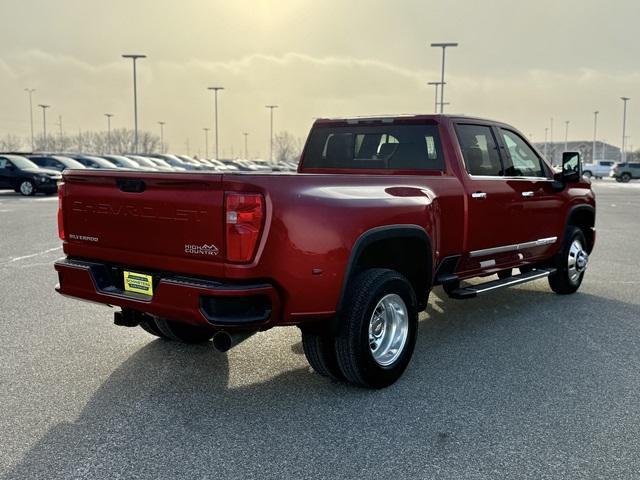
[5,287,636,479]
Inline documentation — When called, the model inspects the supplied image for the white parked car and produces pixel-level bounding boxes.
[582,160,615,179]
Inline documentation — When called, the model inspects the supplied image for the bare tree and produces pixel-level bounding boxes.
[0,134,23,151]
[28,129,163,155]
[273,131,303,163]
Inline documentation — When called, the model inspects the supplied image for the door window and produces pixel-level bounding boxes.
[0,158,7,168]
[457,124,503,176]
[500,129,546,177]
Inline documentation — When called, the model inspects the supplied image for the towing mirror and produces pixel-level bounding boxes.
[561,151,581,183]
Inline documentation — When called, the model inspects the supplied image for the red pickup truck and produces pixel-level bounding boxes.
[55,115,595,388]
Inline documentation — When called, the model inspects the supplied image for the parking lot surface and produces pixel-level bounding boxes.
[1,181,639,480]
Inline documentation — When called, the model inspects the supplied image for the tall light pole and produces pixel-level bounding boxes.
[58,115,63,150]
[38,104,50,151]
[158,121,165,153]
[550,117,554,164]
[25,88,36,151]
[265,105,278,163]
[430,42,458,113]
[592,111,599,162]
[104,113,114,153]
[122,54,146,153]
[621,97,630,163]
[203,127,210,158]
[564,120,570,152]
[427,81,443,113]
[243,132,249,159]
[544,127,549,159]
[207,86,224,159]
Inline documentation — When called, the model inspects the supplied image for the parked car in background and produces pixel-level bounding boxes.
[68,155,120,170]
[126,155,172,171]
[610,162,640,182]
[0,154,61,195]
[101,155,156,171]
[148,154,202,171]
[145,157,186,172]
[28,155,86,172]
[582,160,614,179]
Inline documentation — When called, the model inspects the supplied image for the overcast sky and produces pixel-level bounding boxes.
[1,0,639,157]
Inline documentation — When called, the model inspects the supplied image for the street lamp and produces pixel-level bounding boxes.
[265,105,279,164]
[207,86,224,159]
[158,121,165,153]
[104,113,114,153]
[122,54,146,153]
[427,81,444,114]
[203,127,210,158]
[38,104,50,151]
[564,120,570,152]
[24,88,35,151]
[243,132,249,159]
[430,42,458,113]
[544,127,549,159]
[621,97,630,163]
[592,111,599,162]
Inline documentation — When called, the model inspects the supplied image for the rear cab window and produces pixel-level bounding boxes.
[302,122,444,171]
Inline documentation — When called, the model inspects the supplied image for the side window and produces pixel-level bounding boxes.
[457,124,503,176]
[500,129,545,177]
[0,158,7,168]
[601,161,613,167]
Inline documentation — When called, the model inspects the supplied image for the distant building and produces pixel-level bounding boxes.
[532,141,621,165]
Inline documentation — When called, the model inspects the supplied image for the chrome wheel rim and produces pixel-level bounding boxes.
[368,293,408,367]
[568,238,588,284]
[20,181,33,195]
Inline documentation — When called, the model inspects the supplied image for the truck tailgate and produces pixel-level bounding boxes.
[61,170,226,277]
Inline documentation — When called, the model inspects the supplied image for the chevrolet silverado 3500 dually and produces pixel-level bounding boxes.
[54,115,595,388]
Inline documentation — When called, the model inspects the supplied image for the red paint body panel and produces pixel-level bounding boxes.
[55,115,595,329]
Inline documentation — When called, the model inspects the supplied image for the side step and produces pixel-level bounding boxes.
[448,268,556,299]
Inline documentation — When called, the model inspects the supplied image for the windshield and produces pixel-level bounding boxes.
[105,156,139,168]
[7,155,39,169]
[55,157,86,169]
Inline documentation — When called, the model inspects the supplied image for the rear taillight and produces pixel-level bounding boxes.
[57,182,65,241]
[225,192,264,262]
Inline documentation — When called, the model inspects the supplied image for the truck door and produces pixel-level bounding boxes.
[496,127,564,261]
[454,123,522,272]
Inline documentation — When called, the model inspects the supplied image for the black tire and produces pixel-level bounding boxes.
[139,316,169,339]
[548,226,588,295]
[153,317,214,343]
[335,268,419,389]
[615,177,623,183]
[583,170,592,179]
[301,327,344,381]
[621,173,631,183]
[497,269,512,279]
[19,180,35,196]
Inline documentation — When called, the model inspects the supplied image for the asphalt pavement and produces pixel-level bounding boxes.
[1,181,639,480]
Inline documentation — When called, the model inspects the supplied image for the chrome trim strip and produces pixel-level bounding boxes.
[469,236,557,258]
[468,175,552,181]
[471,269,555,294]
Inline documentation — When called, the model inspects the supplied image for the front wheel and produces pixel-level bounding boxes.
[548,227,589,294]
[621,173,632,183]
[335,268,418,389]
[19,180,35,196]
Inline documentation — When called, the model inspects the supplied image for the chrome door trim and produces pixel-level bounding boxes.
[469,236,558,258]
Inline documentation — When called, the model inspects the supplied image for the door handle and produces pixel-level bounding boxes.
[521,191,534,197]
[471,192,487,199]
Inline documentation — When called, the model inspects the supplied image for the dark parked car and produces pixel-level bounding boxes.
[28,155,86,172]
[68,154,120,170]
[0,154,62,196]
